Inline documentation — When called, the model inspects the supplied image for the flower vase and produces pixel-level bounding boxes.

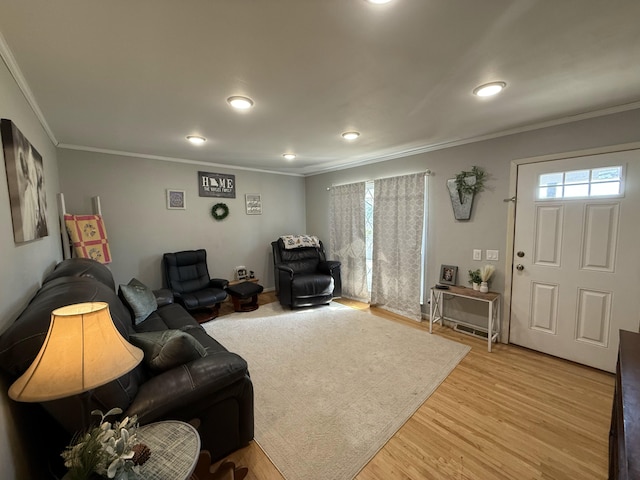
[480,281,489,293]
[472,282,480,291]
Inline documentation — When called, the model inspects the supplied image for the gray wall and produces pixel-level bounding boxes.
[306,108,640,327]
[57,149,307,290]
[0,59,62,478]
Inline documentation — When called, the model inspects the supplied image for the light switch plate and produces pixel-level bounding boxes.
[473,249,482,261]
[486,249,499,261]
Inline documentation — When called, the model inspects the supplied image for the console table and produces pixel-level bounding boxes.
[429,285,500,352]
[609,330,640,479]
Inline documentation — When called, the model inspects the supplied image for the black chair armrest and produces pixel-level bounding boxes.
[153,288,174,307]
[318,260,341,274]
[275,264,294,275]
[210,278,229,289]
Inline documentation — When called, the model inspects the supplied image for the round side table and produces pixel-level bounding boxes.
[137,420,200,480]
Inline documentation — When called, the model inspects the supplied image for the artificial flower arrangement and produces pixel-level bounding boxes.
[61,408,150,480]
[480,265,495,283]
[479,265,496,292]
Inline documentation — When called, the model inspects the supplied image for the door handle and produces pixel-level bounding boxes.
[516,264,525,271]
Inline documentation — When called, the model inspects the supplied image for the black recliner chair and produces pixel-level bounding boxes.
[271,237,342,308]
[163,249,229,321]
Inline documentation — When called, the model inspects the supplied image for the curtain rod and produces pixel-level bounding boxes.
[326,169,431,190]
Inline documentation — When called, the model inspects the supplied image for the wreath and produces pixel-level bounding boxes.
[211,203,229,221]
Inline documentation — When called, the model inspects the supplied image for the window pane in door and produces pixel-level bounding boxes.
[565,170,590,184]
[536,165,623,200]
[539,186,563,199]
[564,184,589,197]
[591,181,621,196]
[539,172,563,187]
[592,166,622,182]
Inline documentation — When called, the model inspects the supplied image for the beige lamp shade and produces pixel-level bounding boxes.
[9,302,143,402]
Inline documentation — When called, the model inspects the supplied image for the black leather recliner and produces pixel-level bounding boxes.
[163,249,228,320]
[271,238,342,308]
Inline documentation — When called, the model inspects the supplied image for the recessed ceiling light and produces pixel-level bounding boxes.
[186,135,206,145]
[227,96,254,110]
[283,153,296,160]
[342,131,360,141]
[473,82,507,97]
[367,0,393,4]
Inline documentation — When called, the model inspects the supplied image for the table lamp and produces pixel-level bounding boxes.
[8,301,143,428]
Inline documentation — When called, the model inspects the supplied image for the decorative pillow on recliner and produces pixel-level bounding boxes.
[128,330,207,372]
[280,234,321,249]
[119,278,157,325]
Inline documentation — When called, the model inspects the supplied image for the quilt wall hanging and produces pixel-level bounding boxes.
[64,214,112,264]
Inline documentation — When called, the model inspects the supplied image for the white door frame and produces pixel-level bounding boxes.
[502,141,640,344]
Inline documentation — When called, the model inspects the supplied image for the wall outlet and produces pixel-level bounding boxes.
[486,250,499,261]
[473,249,482,261]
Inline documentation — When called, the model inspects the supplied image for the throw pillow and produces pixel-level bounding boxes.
[119,278,157,325]
[129,330,207,372]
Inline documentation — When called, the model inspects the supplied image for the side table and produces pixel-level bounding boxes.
[228,277,260,286]
[429,285,501,352]
[137,420,201,480]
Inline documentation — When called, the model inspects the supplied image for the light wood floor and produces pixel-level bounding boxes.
[212,294,615,480]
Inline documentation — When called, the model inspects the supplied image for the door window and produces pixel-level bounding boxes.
[537,165,623,199]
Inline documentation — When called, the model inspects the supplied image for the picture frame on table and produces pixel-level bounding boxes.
[439,264,458,285]
[166,189,186,210]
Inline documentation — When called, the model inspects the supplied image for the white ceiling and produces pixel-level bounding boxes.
[1,0,640,176]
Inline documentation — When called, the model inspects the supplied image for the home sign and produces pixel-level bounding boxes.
[198,171,236,198]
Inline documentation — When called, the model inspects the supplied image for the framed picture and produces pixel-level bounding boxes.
[166,189,186,210]
[439,264,458,285]
[1,118,48,243]
[234,265,248,281]
[245,193,262,215]
[198,171,236,198]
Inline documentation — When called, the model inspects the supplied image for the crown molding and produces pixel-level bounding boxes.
[0,30,58,146]
[57,144,304,177]
[304,99,640,176]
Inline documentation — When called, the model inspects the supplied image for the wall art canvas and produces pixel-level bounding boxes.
[245,193,262,215]
[1,119,48,243]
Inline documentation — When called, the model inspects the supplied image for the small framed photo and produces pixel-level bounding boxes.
[439,265,458,285]
[166,189,186,210]
[234,265,248,281]
[245,193,262,215]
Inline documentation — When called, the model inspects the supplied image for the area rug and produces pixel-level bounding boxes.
[204,302,470,480]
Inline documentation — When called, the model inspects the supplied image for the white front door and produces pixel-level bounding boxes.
[509,150,640,372]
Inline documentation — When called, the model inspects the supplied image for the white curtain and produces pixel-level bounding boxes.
[371,173,425,321]
[329,182,369,302]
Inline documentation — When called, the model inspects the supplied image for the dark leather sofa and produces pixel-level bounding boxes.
[0,258,253,461]
[271,238,342,308]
